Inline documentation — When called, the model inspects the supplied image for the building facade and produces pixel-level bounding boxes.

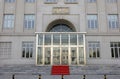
[0,0,120,66]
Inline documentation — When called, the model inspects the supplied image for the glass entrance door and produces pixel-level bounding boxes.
[36,33,86,66]
[53,47,68,65]
[61,47,68,65]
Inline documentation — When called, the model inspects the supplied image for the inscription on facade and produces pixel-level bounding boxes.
[53,7,69,14]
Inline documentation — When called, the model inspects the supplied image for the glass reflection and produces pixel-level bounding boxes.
[53,34,60,45]
[61,47,68,65]
[38,34,43,45]
[53,47,60,65]
[70,34,77,45]
[45,47,51,65]
[71,47,77,65]
[45,34,51,45]
[37,47,43,65]
[78,35,83,45]
[61,34,68,45]
[79,47,84,64]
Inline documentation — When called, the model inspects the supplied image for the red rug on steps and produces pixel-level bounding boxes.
[51,65,70,75]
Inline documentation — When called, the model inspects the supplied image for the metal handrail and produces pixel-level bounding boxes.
[11,74,120,79]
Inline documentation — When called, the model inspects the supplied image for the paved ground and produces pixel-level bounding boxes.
[0,64,120,79]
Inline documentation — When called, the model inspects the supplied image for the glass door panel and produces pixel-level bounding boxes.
[71,47,77,65]
[45,47,51,65]
[61,47,68,65]
[53,47,60,65]
[79,47,84,64]
[37,47,43,65]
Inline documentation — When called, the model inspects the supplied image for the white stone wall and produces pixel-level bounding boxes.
[0,0,120,65]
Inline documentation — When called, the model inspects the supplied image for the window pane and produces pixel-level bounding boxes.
[24,15,35,29]
[53,34,60,45]
[37,47,43,64]
[87,15,98,29]
[108,15,118,29]
[3,15,14,29]
[45,47,51,65]
[110,42,120,58]
[61,34,68,45]
[88,42,100,58]
[22,42,33,58]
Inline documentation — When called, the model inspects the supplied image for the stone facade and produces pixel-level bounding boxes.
[0,0,120,66]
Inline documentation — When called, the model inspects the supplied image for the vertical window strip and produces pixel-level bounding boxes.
[3,14,14,29]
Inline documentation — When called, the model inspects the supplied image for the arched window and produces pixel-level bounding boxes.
[49,24,74,32]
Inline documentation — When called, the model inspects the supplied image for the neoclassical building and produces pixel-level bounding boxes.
[0,0,120,66]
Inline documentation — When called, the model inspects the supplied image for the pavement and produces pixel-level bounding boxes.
[0,64,120,79]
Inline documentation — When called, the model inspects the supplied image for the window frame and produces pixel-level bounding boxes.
[22,41,34,58]
[108,14,119,29]
[24,14,35,29]
[110,42,120,58]
[87,14,98,29]
[88,41,100,58]
[3,14,15,29]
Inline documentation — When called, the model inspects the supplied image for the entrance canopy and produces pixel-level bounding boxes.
[36,32,86,66]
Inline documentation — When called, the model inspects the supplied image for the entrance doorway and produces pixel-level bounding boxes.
[36,20,86,65]
[36,33,85,65]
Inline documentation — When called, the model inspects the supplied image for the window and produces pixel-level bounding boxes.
[65,0,78,3]
[3,14,14,29]
[24,15,35,29]
[107,0,117,3]
[87,0,96,3]
[108,15,118,29]
[5,0,15,3]
[0,42,12,59]
[22,42,34,58]
[87,15,98,29]
[88,42,100,58]
[110,42,120,58]
[25,0,35,3]
[44,0,57,3]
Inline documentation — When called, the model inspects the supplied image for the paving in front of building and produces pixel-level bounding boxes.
[0,65,120,79]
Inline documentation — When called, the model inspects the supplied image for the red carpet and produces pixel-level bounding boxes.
[51,65,70,75]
